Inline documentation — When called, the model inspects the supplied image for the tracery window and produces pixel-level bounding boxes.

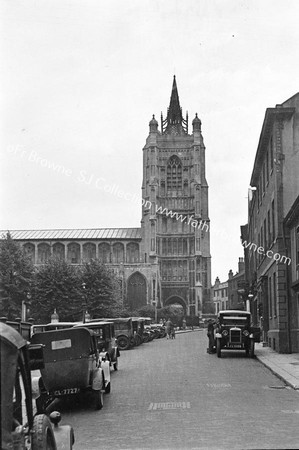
[167,155,182,191]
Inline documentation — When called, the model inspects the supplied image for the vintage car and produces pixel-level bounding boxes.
[75,321,120,369]
[31,322,81,335]
[31,327,110,411]
[91,318,133,351]
[215,310,261,358]
[131,317,145,346]
[0,322,74,449]
[139,317,156,341]
[150,323,166,338]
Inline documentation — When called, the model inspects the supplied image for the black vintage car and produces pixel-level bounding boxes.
[215,310,261,358]
[0,322,74,449]
[75,321,120,370]
[31,327,110,411]
[91,318,134,351]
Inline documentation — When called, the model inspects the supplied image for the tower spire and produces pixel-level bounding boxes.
[161,76,188,135]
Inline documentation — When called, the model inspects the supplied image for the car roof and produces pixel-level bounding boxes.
[75,321,113,326]
[218,310,250,315]
[0,322,26,349]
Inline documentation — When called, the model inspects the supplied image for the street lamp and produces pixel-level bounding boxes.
[82,282,87,323]
[22,291,32,322]
[247,293,254,312]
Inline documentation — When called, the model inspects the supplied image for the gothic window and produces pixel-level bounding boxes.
[173,238,178,255]
[112,243,124,263]
[183,261,188,280]
[83,243,96,261]
[37,243,51,264]
[173,219,178,233]
[127,243,139,263]
[167,239,172,255]
[160,181,165,196]
[67,243,80,264]
[127,272,147,310]
[178,238,182,255]
[99,243,110,263]
[23,243,35,263]
[167,156,182,191]
[162,239,167,255]
[183,238,188,255]
[53,243,65,260]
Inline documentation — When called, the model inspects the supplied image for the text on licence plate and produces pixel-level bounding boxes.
[53,387,80,395]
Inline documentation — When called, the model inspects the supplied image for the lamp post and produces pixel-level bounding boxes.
[247,293,254,313]
[22,291,32,322]
[82,282,87,323]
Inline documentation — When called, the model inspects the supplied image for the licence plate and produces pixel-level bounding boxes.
[53,387,80,396]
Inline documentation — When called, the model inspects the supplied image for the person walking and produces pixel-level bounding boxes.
[165,318,173,340]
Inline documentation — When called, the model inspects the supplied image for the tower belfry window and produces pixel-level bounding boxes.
[167,156,182,191]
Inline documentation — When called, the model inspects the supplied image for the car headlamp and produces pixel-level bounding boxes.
[243,330,249,337]
[222,330,228,337]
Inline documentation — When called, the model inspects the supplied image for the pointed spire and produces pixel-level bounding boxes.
[162,76,188,135]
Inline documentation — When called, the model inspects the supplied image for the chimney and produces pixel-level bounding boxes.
[238,257,245,273]
[228,269,233,280]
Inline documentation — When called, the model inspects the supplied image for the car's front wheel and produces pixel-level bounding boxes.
[32,414,56,450]
[216,339,221,358]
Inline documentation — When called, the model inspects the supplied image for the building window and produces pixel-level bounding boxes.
[67,243,80,264]
[126,242,139,263]
[272,200,275,241]
[112,243,124,263]
[167,155,182,191]
[23,243,35,264]
[83,243,96,261]
[268,276,272,318]
[53,243,65,260]
[98,243,110,263]
[273,272,277,317]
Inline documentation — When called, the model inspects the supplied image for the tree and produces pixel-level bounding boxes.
[31,257,82,323]
[79,260,126,318]
[0,232,34,319]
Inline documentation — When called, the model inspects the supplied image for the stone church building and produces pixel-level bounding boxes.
[7,77,212,316]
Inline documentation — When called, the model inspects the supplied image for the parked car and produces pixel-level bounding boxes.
[31,322,80,335]
[92,318,134,351]
[215,310,261,358]
[0,322,74,449]
[75,321,120,370]
[150,323,166,338]
[131,317,145,346]
[139,317,156,341]
[31,327,110,411]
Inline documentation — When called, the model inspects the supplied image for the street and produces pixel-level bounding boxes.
[57,330,299,450]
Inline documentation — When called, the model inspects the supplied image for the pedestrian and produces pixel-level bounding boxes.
[207,319,216,354]
[165,318,173,340]
[182,318,186,330]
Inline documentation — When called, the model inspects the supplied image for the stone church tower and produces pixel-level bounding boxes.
[141,76,212,316]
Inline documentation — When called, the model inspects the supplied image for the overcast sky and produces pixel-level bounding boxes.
[1,0,299,282]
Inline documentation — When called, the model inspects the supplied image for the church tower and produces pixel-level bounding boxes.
[141,76,212,316]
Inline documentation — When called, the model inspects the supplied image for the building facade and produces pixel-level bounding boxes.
[227,257,246,311]
[212,277,228,313]
[6,77,212,316]
[243,93,299,353]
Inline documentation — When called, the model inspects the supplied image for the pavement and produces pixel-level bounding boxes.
[178,328,299,390]
[255,342,299,390]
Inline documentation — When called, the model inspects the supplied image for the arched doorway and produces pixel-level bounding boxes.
[164,295,187,314]
[127,272,147,311]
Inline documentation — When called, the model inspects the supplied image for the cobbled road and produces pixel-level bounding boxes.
[57,330,299,450]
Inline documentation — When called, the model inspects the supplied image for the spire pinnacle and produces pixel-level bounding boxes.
[161,76,188,135]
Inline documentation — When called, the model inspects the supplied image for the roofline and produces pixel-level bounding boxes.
[250,106,295,186]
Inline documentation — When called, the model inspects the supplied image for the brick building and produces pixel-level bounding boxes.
[4,77,212,316]
[212,277,228,313]
[243,93,299,353]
